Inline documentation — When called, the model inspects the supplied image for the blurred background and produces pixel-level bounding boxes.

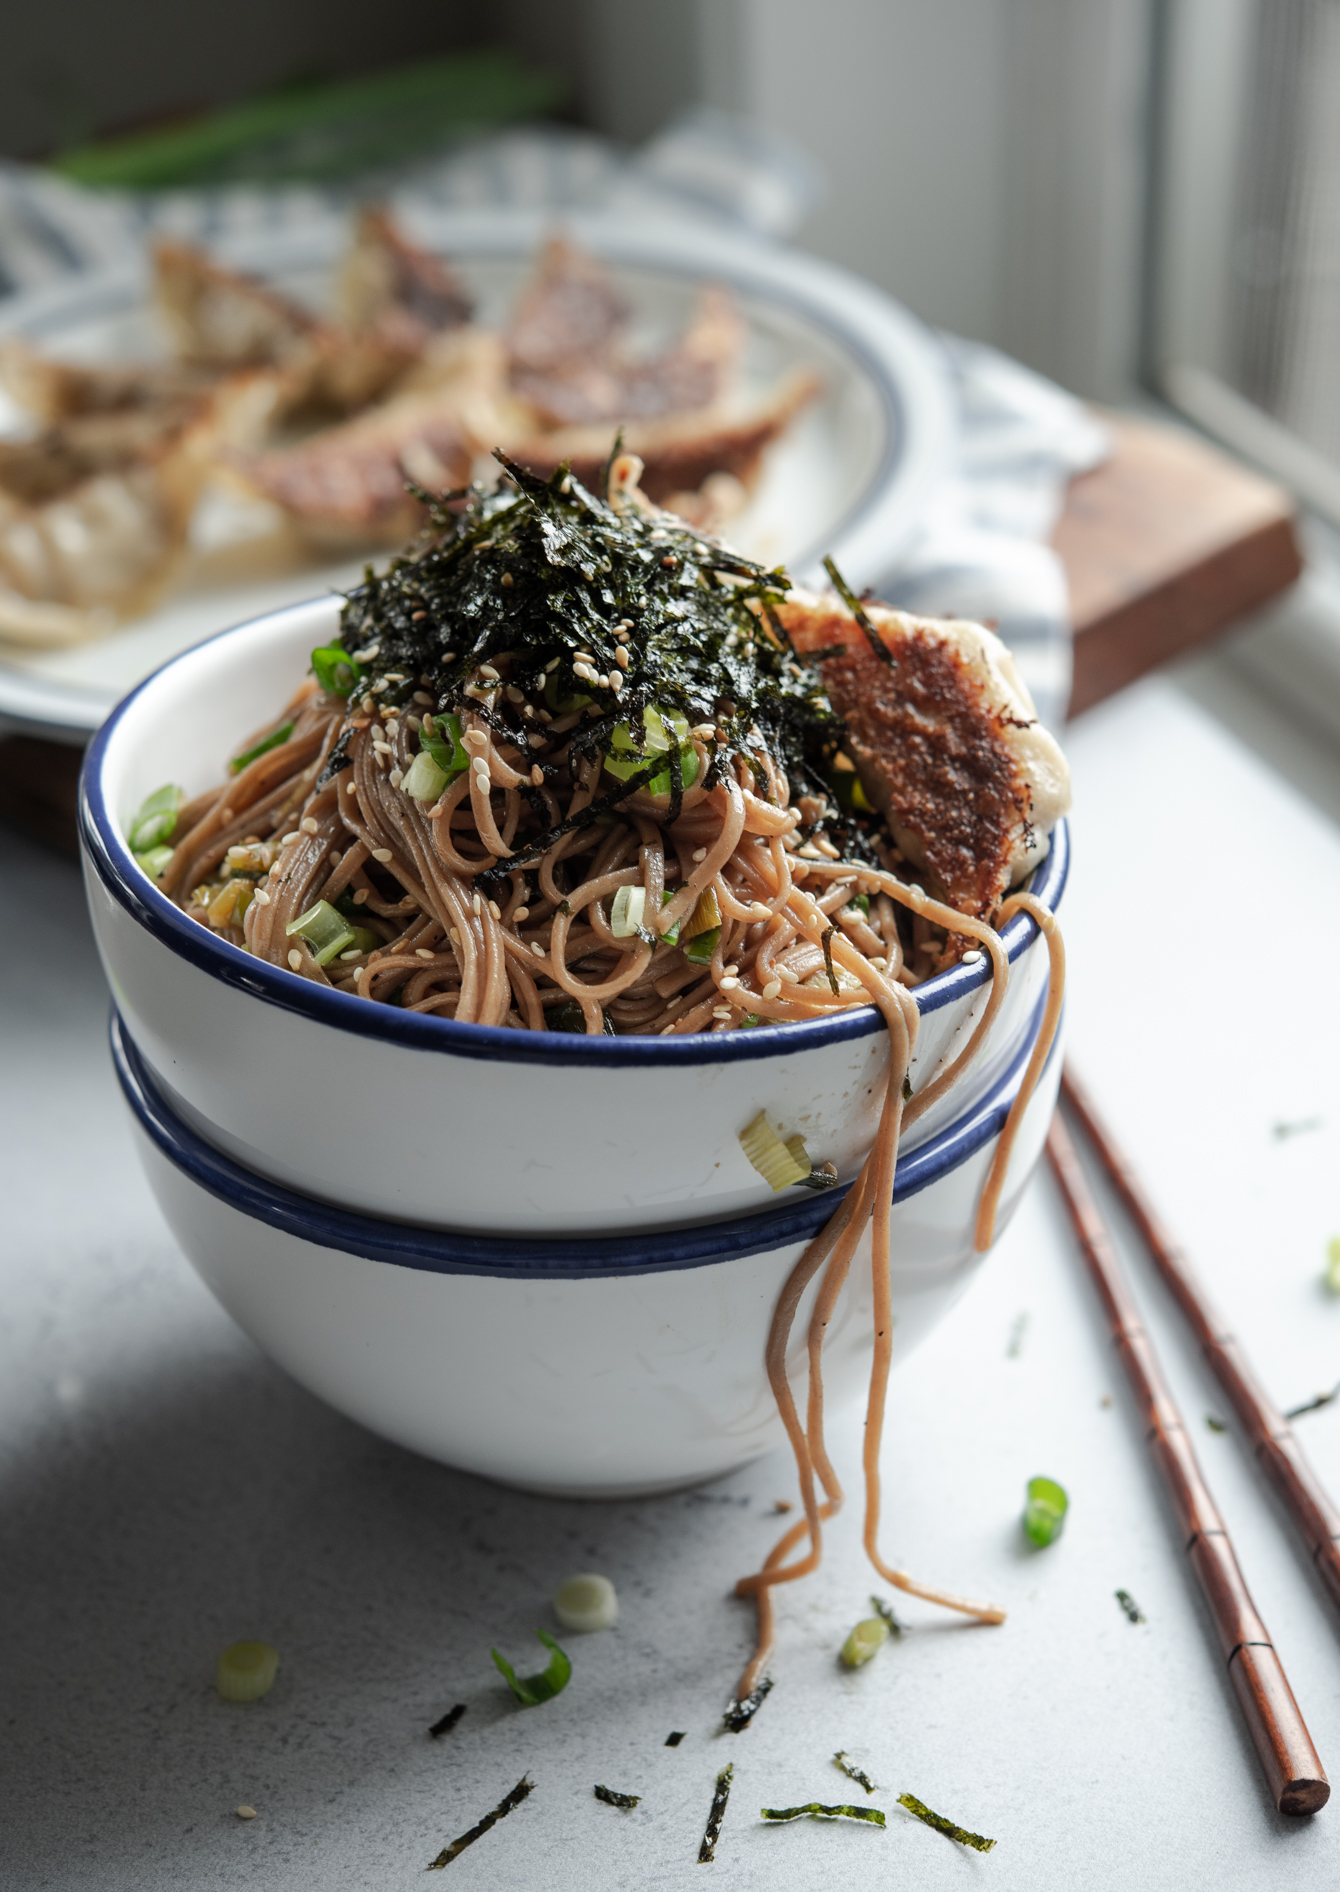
[5,0,1340,767]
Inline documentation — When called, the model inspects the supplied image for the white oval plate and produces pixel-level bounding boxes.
[0,207,954,737]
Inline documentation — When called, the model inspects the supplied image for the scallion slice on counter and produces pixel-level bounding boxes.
[229,719,294,774]
[491,1630,571,1706]
[839,1616,889,1668]
[216,1640,278,1702]
[128,783,183,852]
[609,886,646,939]
[553,1573,618,1632]
[310,643,362,697]
[761,1803,885,1827]
[1022,1475,1068,1547]
[740,1113,812,1192]
[285,900,357,966]
[1326,1236,1340,1294]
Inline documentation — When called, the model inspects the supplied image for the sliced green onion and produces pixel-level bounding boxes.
[135,844,175,880]
[1023,1475,1068,1547]
[680,884,721,943]
[1326,1236,1340,1294]
[658,887,681,945]
[896,1793,996,1853]
[284,899,356,966]
[128,783,183,852]
[829,764,873,815]
[741,1013,764,1028]
[216,1640,278,1702]
[684,925,720,966]
[848,892,870,916]
[761,1803,885,1827]
[311,644,361,697]
[401,750,450,803]
[342,926,384,955]
[840,1616,889,1668]
[553,1573,618,1632]
[740,1112,812,1191]
[609,885,646,939]
[419,711,469,778]
[491,1630,571,1707]
[230,719,294,774]
[603,705,698,793]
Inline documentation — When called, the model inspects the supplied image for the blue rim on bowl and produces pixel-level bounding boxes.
[79,602,1068,1071]
[112,993,1059,1280]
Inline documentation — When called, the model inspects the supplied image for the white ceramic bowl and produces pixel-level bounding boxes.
[81,597,1068,1237]
[113,1002,1062,1497]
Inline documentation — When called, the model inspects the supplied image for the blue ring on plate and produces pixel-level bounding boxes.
[112,991,1059,1280]
[79,618,1067,1071]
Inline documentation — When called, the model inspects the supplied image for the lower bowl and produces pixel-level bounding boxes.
[112,1001,1062,1498]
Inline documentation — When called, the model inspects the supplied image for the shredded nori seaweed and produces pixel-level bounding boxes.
[314,727,353,789]
[593,1785,641,1809]
[428,1703,468,1738]
[1115,1588,1146,1624]
[870,1595,905,1634]
[720,1677,772,1733]
[833,1751,878,1795]
[427,1774,533,1869]
[896,1792,996,1853]
[333,457,877,857]
[698,1763,734,1862]
[761,1803,885,1826]
[665,1731,687,1747]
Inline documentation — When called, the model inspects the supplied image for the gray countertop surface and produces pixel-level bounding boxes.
[6,671,1340,1890]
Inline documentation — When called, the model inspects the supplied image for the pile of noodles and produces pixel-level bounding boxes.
[156,452,1065,1707]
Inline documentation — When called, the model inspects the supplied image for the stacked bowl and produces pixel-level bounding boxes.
[80,598,1067,1497]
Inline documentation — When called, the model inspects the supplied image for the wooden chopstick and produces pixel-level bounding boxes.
[1062,1066,1340,1619]
[1046,1110,1329,1817]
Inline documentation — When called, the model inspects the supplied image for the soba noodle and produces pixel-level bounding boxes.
[152,453,1066,1702]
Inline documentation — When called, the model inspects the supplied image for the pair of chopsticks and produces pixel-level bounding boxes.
[1047,1068,1332,1818]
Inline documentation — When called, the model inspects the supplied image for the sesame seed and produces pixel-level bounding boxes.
[530,764,544,786]
[472,892,482,915]
[338,948,361,961]
[869,956,888,970]
[661,555,676,567]
[236,1806,258,1821]
[501,571,514,588]
[372,742,393,757]
[719,976,739,991]
[479,664,500,681]
[463,729,487,747]
[691,724,715,740]
[763,979,782,1000]
[472,757,490,778]
[389,768,403,788]
[711,1007,732,1019]
[529,732,546,746]
[354,965,364,983]
[253,889,271,907]
[450,927,461,945]
[329,849,341,865]
[531,942,544,958]
[416,948,434,960]
[777,965,799,983]
[287,950,302,970]
[691,848,708,863]
[798,843,822,859]
[371,848,393,862]
[506,685,525,703]
[489,900,502,920]
[513,906,530,923]
[816,839,841,860]
[609,673,623,694]
[413,690,432,706]
[280,831,301,846]
[961,949,983,964]
[614,647,630,669]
